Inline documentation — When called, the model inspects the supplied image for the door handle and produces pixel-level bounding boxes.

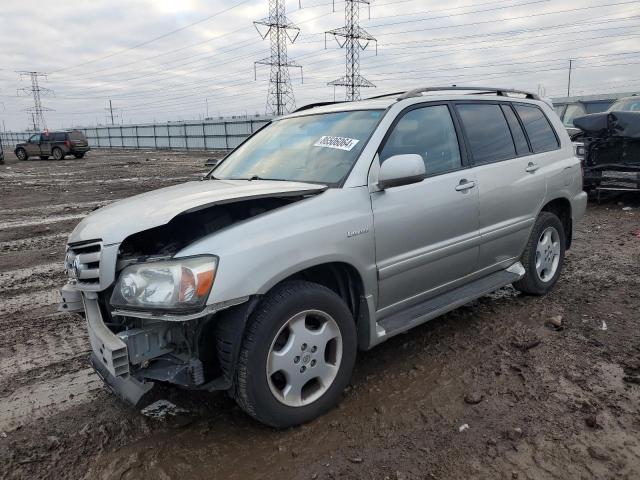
[525,162,539,173]
[455,179,476,192]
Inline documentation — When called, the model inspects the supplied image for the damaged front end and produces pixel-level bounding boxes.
[61,284,258,405]
[59,180,325,405]
[573,111,640,192]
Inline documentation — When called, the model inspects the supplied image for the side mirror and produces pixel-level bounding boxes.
[377,154,426,190]
[205,158,220,167]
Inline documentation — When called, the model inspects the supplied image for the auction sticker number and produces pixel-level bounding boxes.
[314,136,360,151]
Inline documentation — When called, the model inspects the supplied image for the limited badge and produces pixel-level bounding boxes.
[314,136,360,151]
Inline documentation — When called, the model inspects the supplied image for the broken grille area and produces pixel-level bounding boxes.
[66,240,102,285]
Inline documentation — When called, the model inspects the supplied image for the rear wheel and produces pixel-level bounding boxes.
[16,148,28,161]
[52,148,64,160]
[513,212,566,296]
[234,281,357,428]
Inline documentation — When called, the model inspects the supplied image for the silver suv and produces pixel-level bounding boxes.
[60,87,587,427]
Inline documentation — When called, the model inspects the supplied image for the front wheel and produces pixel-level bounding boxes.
[513,212,566,296]
[52,148,64,160]
[234,281,357,428]
[16,148,28,161]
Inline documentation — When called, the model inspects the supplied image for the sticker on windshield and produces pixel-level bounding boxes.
[314,136,360,151]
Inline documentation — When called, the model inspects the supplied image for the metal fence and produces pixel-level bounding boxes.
[0,116,272,152]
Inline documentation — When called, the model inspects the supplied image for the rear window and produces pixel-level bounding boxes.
[514,104,559,152]
[456,103,516,165]
[69,130,86,141]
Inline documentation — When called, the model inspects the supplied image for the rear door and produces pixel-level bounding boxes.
[455,102,547,274]
[371,103,480,314]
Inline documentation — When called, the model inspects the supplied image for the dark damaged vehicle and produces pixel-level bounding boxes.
[60,87,586,427]
[573,96,640,192]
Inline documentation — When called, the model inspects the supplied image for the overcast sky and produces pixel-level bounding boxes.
[0,0,639,130]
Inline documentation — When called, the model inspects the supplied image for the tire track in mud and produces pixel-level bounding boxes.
[0,199,117,217]
[0,214,86,230]
[0,233,67,253]
[0,262,64,292]
[0,367,102,431]
[0,289,60,316]
[0,175,197,187]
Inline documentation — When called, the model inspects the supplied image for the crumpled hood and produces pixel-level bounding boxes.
[68,179,326,245]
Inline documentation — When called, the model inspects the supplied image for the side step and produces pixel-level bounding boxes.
[377,264,524,339]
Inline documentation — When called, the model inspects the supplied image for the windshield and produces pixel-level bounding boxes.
[608,98,640,112]
[213,110,384,185]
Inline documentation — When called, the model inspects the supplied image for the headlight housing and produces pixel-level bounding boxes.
[110,256,218,312]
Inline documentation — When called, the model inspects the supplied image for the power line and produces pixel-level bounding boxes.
[50,0,253,74]
[326,0,377,101]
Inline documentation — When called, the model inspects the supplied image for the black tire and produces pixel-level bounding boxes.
[513,212,566,296]
[74,153,85,159]
[52,148,64,160]
[234,281,357,428]
[39,156,50,160]
[15,148,28,161]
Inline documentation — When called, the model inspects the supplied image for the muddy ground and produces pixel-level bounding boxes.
[0,149,639,480]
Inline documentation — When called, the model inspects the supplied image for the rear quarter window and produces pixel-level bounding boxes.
[53,133,66,141]
[514,104,560,153]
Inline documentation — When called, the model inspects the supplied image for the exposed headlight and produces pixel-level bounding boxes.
[572,142,585,158]
[110,256,218,312]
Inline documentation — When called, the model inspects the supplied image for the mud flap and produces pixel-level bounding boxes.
[90,354,154,405]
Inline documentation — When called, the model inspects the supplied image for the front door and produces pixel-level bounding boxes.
[25,134,41,156]
[371,104,480,315]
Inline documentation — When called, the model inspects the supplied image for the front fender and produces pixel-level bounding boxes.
[176,186,378,306]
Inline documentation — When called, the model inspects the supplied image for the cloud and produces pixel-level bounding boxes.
[0,0,639,130]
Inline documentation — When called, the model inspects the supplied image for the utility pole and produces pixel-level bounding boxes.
[326,0,377,101]
[567,59,574,97]
[16,71,53,131]
[108,99,115,125]
[254,0,303,116]
[205,98,209,119]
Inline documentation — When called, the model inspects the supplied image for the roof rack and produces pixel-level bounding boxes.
[396,86,540,101]
[293,101,346,113]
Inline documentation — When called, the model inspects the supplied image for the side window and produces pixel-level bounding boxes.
[456,103,516,165]
[501,105,530,156]
[514,104,560,152]
[380,105,461,176]
[53,132,66,141]
[29,134,40,143]
[562,104,587,127]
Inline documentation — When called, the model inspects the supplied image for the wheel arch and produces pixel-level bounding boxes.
[540,196,572,249]
[199,260,372,391]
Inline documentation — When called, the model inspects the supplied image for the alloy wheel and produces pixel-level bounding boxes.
[266,309,343,407]
[535,226,561,282]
